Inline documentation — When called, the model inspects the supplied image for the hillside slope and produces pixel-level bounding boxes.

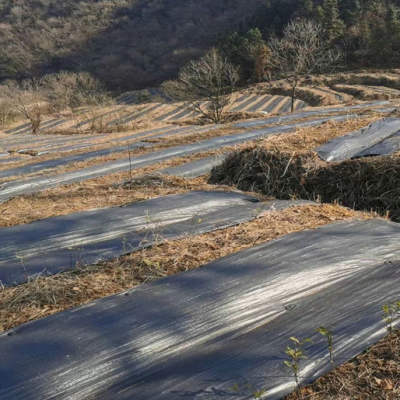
[2,0,400,91]
[0,0,265,90]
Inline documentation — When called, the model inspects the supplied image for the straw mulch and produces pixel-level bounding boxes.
[284,329,400,400]
[210,148,400,221]
[0,203,372,331]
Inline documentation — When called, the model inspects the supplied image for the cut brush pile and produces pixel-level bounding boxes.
[210,119,400,221]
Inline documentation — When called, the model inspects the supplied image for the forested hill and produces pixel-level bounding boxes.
[0,0,400,91]
[0,0,265,90]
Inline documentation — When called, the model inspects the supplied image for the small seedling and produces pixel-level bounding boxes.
[230,382,267,399]
[284,336,313,393]
[251,203,268,219]
[143,210,165,246]
[187,213,203,240]
[316,326,335,370]
[127,141,133,180]
[382,301,400,332]
[245,383,266,399]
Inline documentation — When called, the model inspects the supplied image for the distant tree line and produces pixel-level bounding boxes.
[163,19,341,122]
[1,72,112,133]
[0,0,399,91]
[228,0,400,74]
[0,0,266,90]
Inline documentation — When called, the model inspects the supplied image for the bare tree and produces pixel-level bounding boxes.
[267,19,343,112]
[0,87,16,127]
[42,71,114,112]
[162,49,239,123]
[4,78,45,134]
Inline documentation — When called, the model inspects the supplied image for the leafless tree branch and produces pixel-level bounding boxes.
[162,49,239,123]
[267,19,343,112]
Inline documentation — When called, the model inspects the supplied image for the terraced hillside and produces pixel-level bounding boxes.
[0,91,399,399]
[250,70,400,107]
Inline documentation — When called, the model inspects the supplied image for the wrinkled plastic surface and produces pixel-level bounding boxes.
[0,219,399,399]
[0,115,357,202]
[234,101,391,129]
[0,143,150,180]
[0,125,221,181]
[160,155,226,178]
[316,118,400,161]
[0,191,264,286]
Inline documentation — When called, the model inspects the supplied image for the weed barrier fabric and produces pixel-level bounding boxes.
[246,95,272,112]
[146,125,221,141]
[109,126,181,143]
[3,119,59,135]
[70,107,128,129]
[234,100,391,129]
[0,115,357,202]
[0,142,152,181]
[155,105,186,121]
[231,94,260,111]
[10,119,69,135]
[276,97,294,113]
[0,191,264,286]
[108,104,164,125]
[0,126,217,181]
[160,155,226,178]
[316,118,400,162]
[357,131,400,157]
[0,219,399,399]
[0,133,101,148]
[313,86,346,101]
[0,157,20,164]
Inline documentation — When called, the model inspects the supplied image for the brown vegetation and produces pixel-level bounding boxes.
[162,49,240,123]
[267,19,342,111]
[285,329,400,400]
[0,118,377,225]
[210,117,400,221]
[0,203,372,332]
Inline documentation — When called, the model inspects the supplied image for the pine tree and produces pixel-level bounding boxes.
[299,0,314,18]
[320,0,346,42]
[337,0,361,25]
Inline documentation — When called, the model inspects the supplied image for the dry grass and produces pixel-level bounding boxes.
[210,116,400,220]
[0,117,381,227]
[285,330,400,400]
[0,123,243,181]
[332,84,400,101]
[209,117,379,196]
[247,81,353,106]
[0,118,380,227]
[307,72,400,91]
[0,123,171,172]
[0,203,373,332]
[245,71,400,106]
[0,175,216,227]
[261,117,380,153]
[306,156,400,221]
[0,107,388,179]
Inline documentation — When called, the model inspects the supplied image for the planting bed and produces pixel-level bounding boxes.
[0,115,362,202]
[0,96,399,400]
[0,191,265,286]
[316,118,400,161]
[0,219,398,399]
